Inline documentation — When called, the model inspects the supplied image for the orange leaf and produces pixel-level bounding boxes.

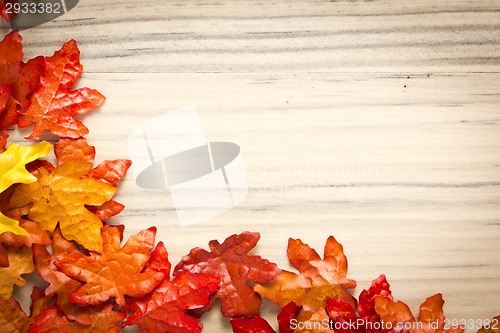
[375,294,464,333]
[0,246,33,300]
[17,39,105,140]
[254,236,356,327]
[88,159,132,187]
[27,304,125,333]
[32,227,92,325]
[54,137,95,164]
[0,286,54,333]
[54,224,164,307]
[0,297,28,333]
[174,232,281,318]
[9,162,117,252]
[123,242,220,333]
[0,31,44,135]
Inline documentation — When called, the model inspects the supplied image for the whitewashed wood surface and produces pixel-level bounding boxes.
[3,0,500,332]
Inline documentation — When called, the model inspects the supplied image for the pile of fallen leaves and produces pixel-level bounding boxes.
[1,29,499,333]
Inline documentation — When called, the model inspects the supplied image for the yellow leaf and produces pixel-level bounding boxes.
[0,142,52,236]
[10,162,117,252]
[0,246,34,300]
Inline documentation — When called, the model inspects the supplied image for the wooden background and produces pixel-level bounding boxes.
[3,0,500,331]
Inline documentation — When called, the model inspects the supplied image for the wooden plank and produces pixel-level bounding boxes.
[10,0,500,73]
[48,71,497,327]
[2,0,499,331]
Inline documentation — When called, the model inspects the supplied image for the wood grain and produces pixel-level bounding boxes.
[11,0,500,73]
[3,0,499,332]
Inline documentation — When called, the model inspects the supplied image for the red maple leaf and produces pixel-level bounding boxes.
[17,38,105,140]
[174,232,281,318]
[123,241,220,333]
[27,303,125,333]
[230,316,276,333]
[255,236,357,329]
[326,274,391,333]
[54,137,96,164]
[0,286,54,333]
[327,276,463,333]
[229,302,305,333]
[0,185,50,267]
[0,30,44,138]
[53,224,164,307]
[32,226,92,324]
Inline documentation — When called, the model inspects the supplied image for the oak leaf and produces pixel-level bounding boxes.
[0,141,52,236]
[17,39,105,140]
[9,161,117,252]
[123,242,220,333]
[53,224,164,307]
[254,236,356,329]
[174,231,281,318]
[0,246,33,300]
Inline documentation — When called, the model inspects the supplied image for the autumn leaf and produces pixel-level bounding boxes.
[9,161,117,252]
[27,303,125,333]
[0,83,9,117]
[54,137,131,221]
[254,236,356,330]
[54,137,96,165]
[478,316,500,333]
[230,316,276,333]
[326,274,392,333]
[0,30,44,135]
[123,242,220,333]
[0,286,54,333]
[0,297,28,333]
[17,38,105,140]
[375,293,464,333]
[0,217,51,267]
[88,159,132,187]
[0,141,52,236]
[174,232,281,318]
[0,142,52,193]
[53,224,164,307]
[0,131,7,152]
[229,302,305,333]
[0,186,51,265]
[32,227,92,324]
[278,302,304,333]
[0,246,33,300]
